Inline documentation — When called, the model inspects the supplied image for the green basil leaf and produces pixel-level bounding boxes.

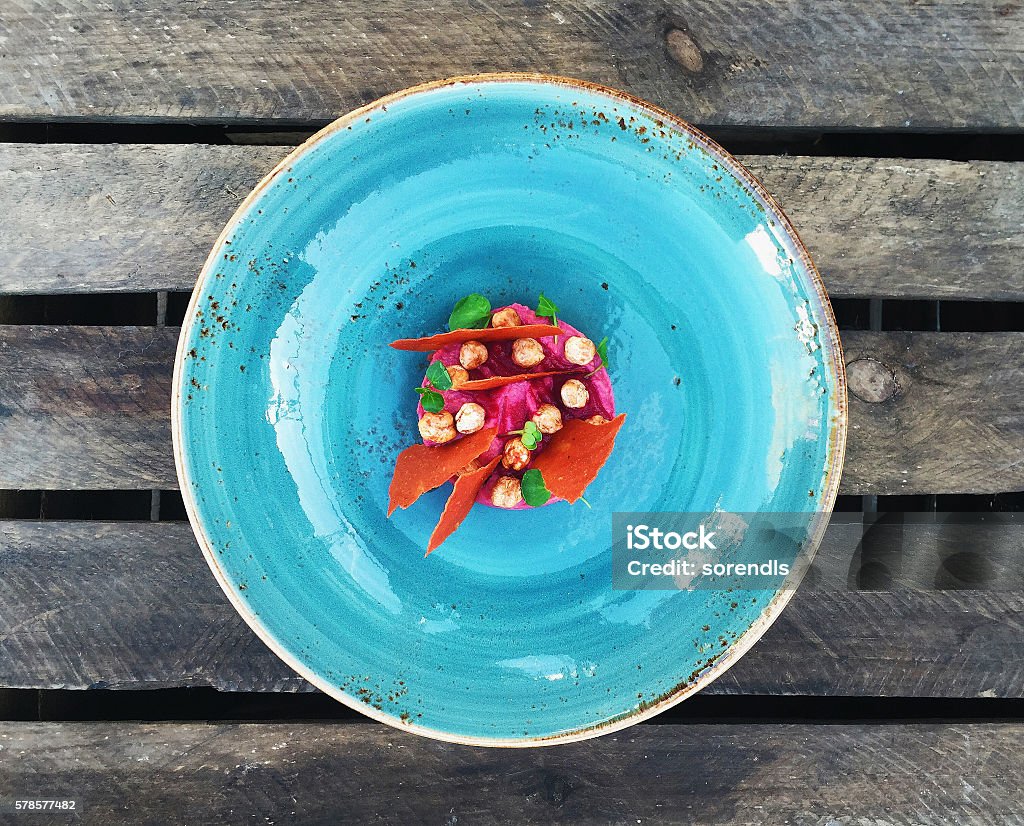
[596,336,609,369]
[448,293,491,331]
[419,390,445,413]
[536,292,559,320]
[425,361,453,391]
[521,468,551,507]
[522,433,538,450]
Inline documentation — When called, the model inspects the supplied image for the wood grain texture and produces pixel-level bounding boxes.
[0,522,305,692]
[0,145,284,294]
[2,144,1023,300]
[751,156,1024,302]
[2,520,1023,698]
[0,325,177,489]
[3,326,1023,494]
[841,331,1024,496]
[0,1,1021,129]
[0,721,1021,824]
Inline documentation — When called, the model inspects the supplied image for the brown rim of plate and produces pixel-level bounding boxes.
[171,72,849,748]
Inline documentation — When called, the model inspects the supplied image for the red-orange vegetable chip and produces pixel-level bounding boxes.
[425,455,503,556]
[389,324,562,352]
[387,427,497,516]
[530,414,627,503]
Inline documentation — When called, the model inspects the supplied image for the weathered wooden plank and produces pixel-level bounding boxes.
[2,145,1023,300]
[717,590,1024,699]
[1,520,1022,698]
[0,326,177,490]
[0,721,1021,824]
[814,514,1024,593]
[0,522,305,693]
[0,145,283,294]
[842,331,1024,496]
[3,326,1023,494]
[0,0,1020,130]
[750,157,1024,302]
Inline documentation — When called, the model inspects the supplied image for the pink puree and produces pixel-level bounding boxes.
[416,303,616,507]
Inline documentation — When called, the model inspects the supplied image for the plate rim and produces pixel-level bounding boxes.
[170,71,849,747]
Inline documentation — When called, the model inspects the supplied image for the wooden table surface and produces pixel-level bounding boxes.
[1,2,1023,823]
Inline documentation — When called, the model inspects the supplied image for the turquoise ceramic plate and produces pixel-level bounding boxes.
[172,73,846,746]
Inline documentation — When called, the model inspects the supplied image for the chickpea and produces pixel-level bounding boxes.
[564,335,597,366]
[560,378,590,409]
[447,365,469,388]
[502,437,531,471]
[491,476,523,509]
[512,337,545,368]
[531,403,563,435]
[459,340,488,370]
[585,414,609,425]
[455,402,486,434]
[491,307,522,328]
[418,410,456,444]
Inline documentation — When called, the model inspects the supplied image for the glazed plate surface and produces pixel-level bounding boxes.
[172,74,846,745]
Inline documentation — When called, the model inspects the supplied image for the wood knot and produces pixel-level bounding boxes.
[543,773,573,805]
[846,357,899,403]
[666,28,704,74]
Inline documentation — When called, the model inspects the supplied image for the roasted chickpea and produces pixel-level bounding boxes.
[418,410,456,444]
[455,402,486,434]
[446,365,469,388]
[585,414,609,425]
[491,476,523,509]
[564,335,597,366]
[491,307,522,328]
[502,437,531,471]
[531,403,563,435]
[512,337,545,368]
[560,378,590,409]
[459,340,488,370]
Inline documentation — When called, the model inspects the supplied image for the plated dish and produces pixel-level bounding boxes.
[387,294,624,553]
[172,73,847,746]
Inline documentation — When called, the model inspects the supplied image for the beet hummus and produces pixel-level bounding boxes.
[388,295,625,554]
[418,302,615,505]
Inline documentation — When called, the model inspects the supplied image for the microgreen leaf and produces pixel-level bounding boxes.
[448,293,491,331]
[425,361,454,391]
[521,468,551,507]
[586,336,610,377]
[536,292,559,343]
[418,389,445,413]
[512,421,542,449]
[536,293,559,326]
